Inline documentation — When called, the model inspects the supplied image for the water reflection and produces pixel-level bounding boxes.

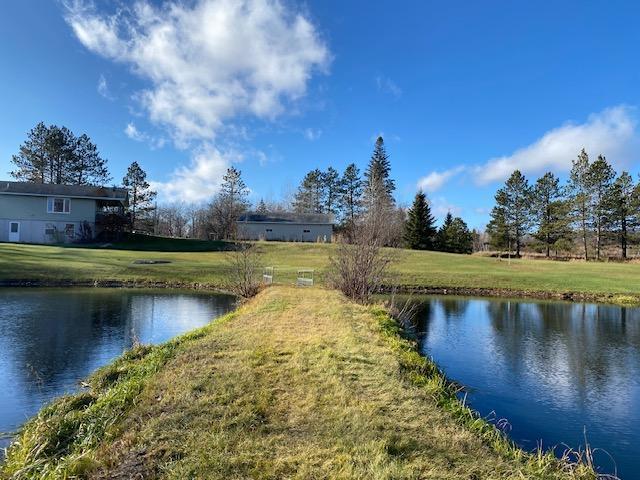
[0,288,235,451]
[408,296,640,480]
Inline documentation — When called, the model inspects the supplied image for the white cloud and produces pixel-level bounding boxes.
[475,106,638,184]
[66,0,330,144]
[304,127,322,141]
[151,144,240,203]
[124,122,144,141]
[417,166,465,193]
[430,196,461,217]
[97,74,113,99]
[376,75,402,98]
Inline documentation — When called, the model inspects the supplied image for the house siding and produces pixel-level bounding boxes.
[237,222,332,242]
[0,195,98,244]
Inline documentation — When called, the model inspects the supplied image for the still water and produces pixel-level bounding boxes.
[0,288,235,452]
[409,296,640,479]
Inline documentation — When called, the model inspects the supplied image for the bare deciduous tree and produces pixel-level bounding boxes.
[225,242,263,298]
[329,218,394,303]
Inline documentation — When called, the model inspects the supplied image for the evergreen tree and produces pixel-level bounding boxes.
[216,167,250,239]
[608,171,640,259]
[486,191,511,252]
[122,161,157,231]
[436,213,473,254]
[322,166,342,217]
[568,149,591,260]
[293,169,324,213]
[69,134,111,185]
[339,163,363,225]
[587,155,615,260]
[487,170,532,256]
[532,172,570,257]
[363,136,395,213]
[404,191,436,249]
[10,122,49,183]
[256,198,268,215]
[11,122,110,186]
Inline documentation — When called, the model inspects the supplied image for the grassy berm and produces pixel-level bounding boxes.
[2,287,594,479]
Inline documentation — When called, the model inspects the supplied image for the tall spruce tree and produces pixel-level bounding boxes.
[404,191,436,249]
[568,149,591,260]
[587,155,615,260]
[122,161,157,231]
[10,122,49,183]
[436,213,473,254]
[339,163,363,226]
[608,171,639,259]
[364,136,395,213]
[532,172,570,257]
[69,134,111,185]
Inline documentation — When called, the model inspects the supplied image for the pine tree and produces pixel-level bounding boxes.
[568,149,591,260]
[532,172,569,257]
[487,170,532,256]
[215,167,250,239]
[322,167,342,217]
[364,136,395,214]
[10,122,49,183]
[256,199,268,215]
[339,163,363,226]
[122,161,157,231]
[435,212,454,251]
[587,155,615,260]
[486,192,511,252]
[608,171,640,259]
[11,122,111,186]
[435,213,473,254]
[293,169,324,213]
[404,191,436,249]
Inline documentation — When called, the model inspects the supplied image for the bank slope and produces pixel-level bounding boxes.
[2,287,593,479]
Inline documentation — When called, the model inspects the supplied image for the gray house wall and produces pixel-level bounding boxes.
[237,221,332,242]
[0,194,98,244]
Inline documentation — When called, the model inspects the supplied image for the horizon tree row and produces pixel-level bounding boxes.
[487,149,640,260]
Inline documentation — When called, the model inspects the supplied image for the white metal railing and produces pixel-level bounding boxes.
[296,269,314,287]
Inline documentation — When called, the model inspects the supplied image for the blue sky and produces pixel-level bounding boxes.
[2,1,640,228]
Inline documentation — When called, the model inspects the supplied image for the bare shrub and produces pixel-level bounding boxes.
[226,242,263,298]
[329,219,394,303]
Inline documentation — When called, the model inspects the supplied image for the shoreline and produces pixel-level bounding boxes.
[2,278,639,306]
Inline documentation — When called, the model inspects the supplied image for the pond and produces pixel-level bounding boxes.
[0,288,235,453]
[406,295,640,480]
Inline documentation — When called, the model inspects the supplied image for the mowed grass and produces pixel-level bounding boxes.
[1,287,595,479]
[2,240,640,299]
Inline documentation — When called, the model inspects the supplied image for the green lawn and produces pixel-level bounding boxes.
[1,287,593,479]
[1,239,640,301]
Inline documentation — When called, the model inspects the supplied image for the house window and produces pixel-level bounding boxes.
[47,197,71,214]
[10,223,18,233]
[303,229,311,233]
[45,227,55,235]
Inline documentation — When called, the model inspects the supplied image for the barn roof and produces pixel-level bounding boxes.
[0,181,128,202]
[237,212,334,225]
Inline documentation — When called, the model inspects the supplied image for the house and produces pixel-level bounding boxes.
[0,181,128,244]
[236,212,333,242]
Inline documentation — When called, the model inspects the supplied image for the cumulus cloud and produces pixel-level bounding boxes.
[66,0,330,145]
[124,122,166,148]
[417,166,465,192]
[430,196,462,217]
[475,106,638,184]
[376,75,402,98]
[124,122,143,141]
[150,144,241,203]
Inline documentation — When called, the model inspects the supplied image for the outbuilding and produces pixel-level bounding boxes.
[236,212,333,242]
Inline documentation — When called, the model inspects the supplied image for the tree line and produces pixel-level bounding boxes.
[487,149,640,260]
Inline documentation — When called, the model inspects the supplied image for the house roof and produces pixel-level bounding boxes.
[0,181,128,202]
[237,212,334,225]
